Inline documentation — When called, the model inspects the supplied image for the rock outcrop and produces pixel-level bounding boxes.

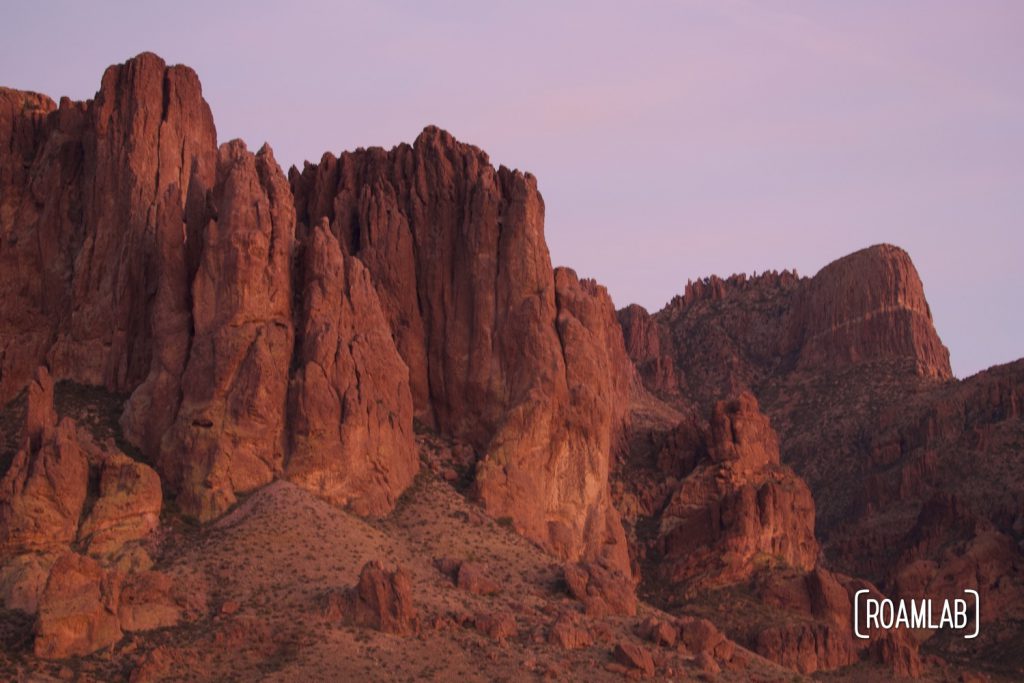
[615,243,1006,676]
[786,244,951,379]
[33,552,193,659]
[156,141,295,522]
[0,367,169,633]
[655,393,818,591]
[321,560,417,636]
[77,452,162,558]
[0,368,89,555]
[0,53,218,409]
[287,220,416,516]
[0,54,421,526]
[5,52,1019,681]
[619,246,951,409]
[291,129,634,573]
[548,612,594,650]
[1,55,636,580]
[34,553,123,659]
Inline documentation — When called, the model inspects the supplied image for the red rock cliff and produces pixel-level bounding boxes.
[0,54,418,523]
[290,130,634,572]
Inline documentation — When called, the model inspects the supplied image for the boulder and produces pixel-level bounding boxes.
[0,369,89,555]
[563,561,637,617]
[548,612,594,650]
[77,453,162,557]
[117,570,183,632]
[474,611,517,641]
[612,641,655,677]
[636,616,677,648]
[34,553,123,659]
[322,560,417,636]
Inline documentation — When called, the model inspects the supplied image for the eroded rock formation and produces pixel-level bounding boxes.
[156,140,295,521]
[655,393,818,591]
[287,219,416,516]
[0,369,88,555]
[1,55,633,570]
[620,245,951,409]
[291,129,634,572]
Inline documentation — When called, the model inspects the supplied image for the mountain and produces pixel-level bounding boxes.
[0,53,1020,681]
[619,245,1024,676]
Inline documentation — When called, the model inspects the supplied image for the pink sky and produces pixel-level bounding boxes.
[3,1,1021,377]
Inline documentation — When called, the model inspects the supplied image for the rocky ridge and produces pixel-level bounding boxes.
[0,53,631,575]
[0,52,1019,681]
[620,245,1023,677]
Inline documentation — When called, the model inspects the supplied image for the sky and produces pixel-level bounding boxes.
[2,1,1021,378]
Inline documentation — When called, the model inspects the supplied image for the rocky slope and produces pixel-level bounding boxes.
[1,381,787,682]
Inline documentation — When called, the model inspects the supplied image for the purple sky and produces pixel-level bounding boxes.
[3,1,1021,378]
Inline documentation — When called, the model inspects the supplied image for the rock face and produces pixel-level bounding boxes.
[0,53,218,409]
[785,244,951,379]
[291,128,634,573]
[617,304,677,397]
[287,220,416,516]
[156,140,295,522]
[0,54,420,525]
[2,55,633,580]
[620,245,951,409]
[0,368,89,555]
[655,393,818,591]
